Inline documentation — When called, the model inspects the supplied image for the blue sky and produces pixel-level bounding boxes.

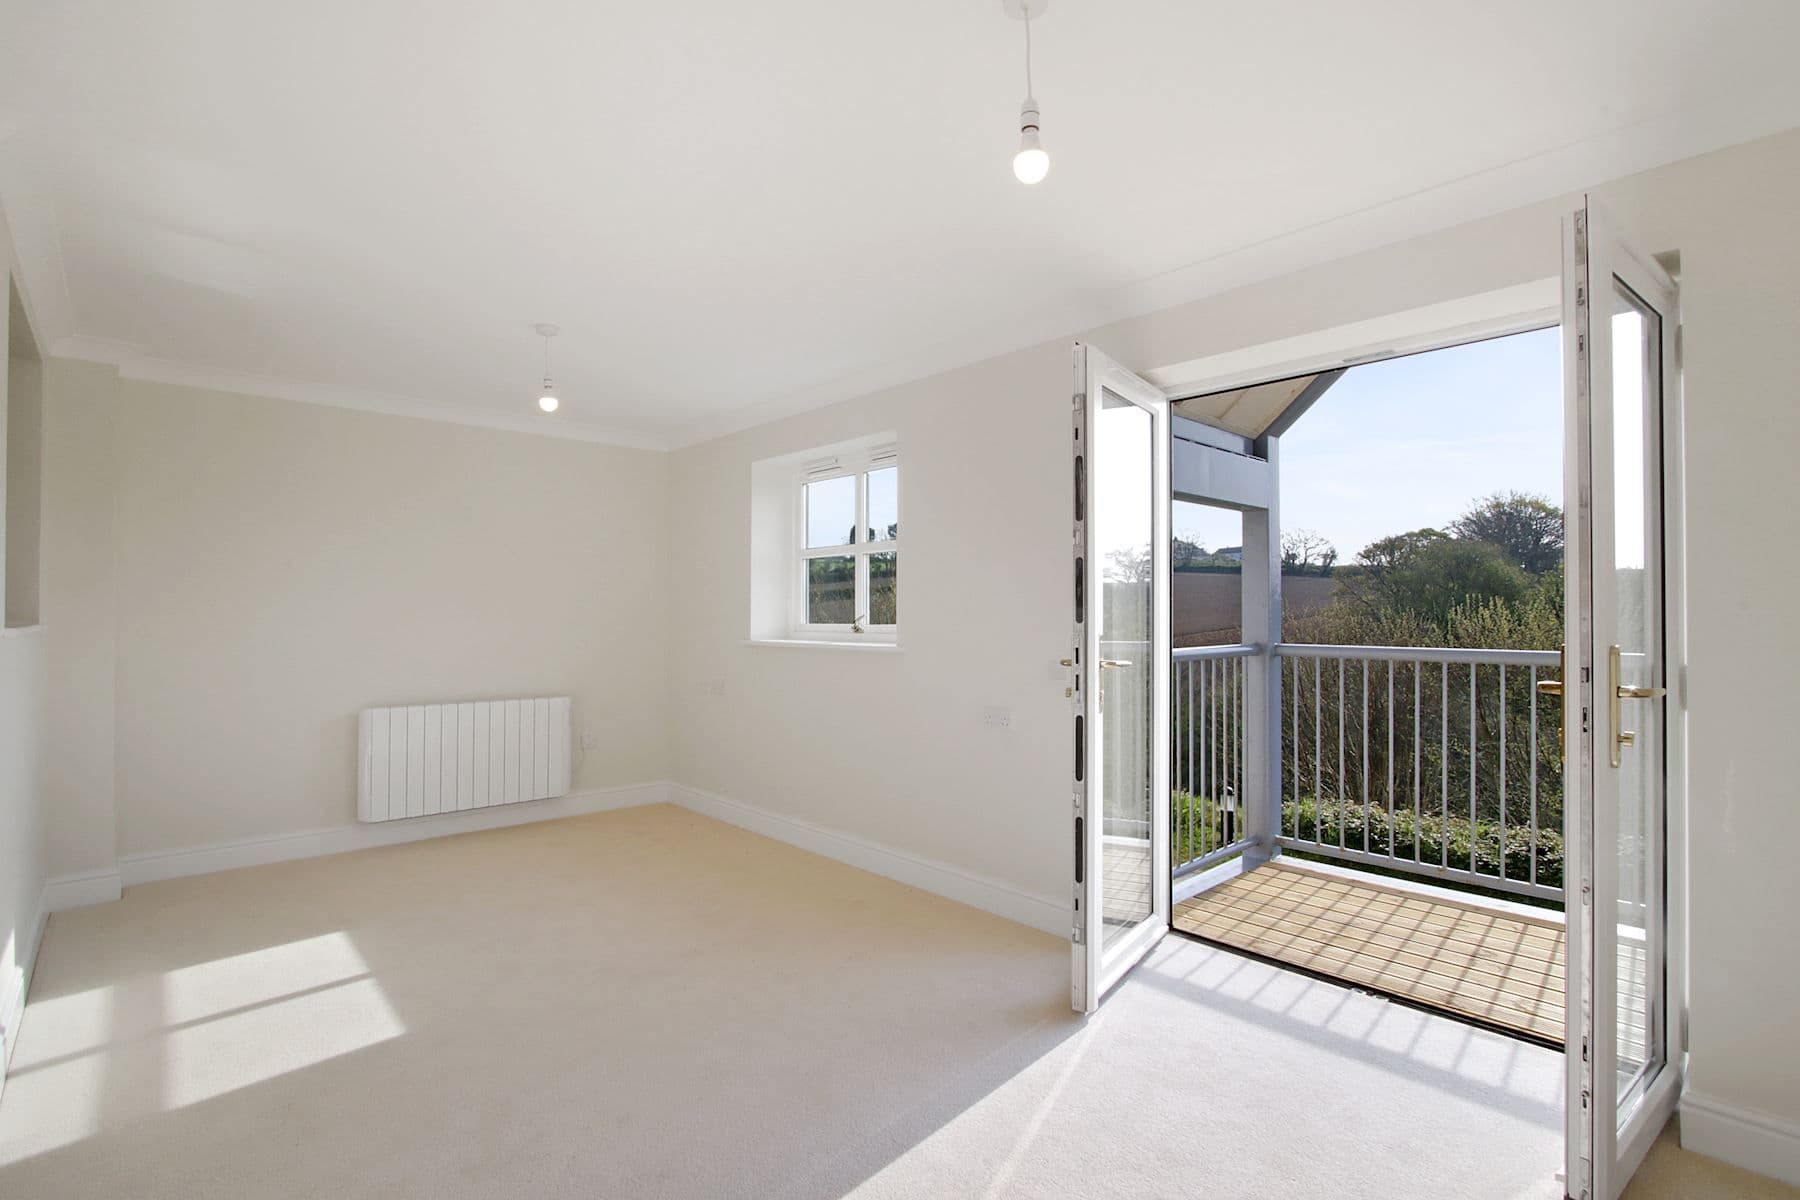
[1175,327,1563,561]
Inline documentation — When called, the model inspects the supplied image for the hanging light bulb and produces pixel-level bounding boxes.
[534,323,560,414]
[1013,99,1049,184]
[1009,1,1049,184]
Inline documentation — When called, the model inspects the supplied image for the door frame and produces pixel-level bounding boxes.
[1150,261,1689,1198]
[1561,200,1688,1200]
[1070,343,1173,1013]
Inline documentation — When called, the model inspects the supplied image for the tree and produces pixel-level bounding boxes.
[1105,546,1152,583]
[1281,528,1337,575]
[1449,491,1564,575]
[1172,536,1207,567]
[1343,527,1531,626]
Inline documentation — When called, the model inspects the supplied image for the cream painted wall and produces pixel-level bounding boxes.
[40,372,672,863]
[40,359,119,879]
[669,130,1800,1165]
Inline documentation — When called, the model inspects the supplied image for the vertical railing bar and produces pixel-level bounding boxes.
[1198,658,1208,861]
[1440,661,1449,871]
[1236,657,1244,846]
[1225,657,1232,852]
[1386,660,1396,859]
[1224,658,1238,852]
[1186,659,1196,870]
[1290,656,1299,840]
[1499,663,1508,881]
[1337,657,1347,852]
[1215,657,1223,856]
[1412,660,1422,864]
[1530,664,1540,889]
[1207,658,1216,858]
[1468,662,1478,878]
[1360,658,1370,854]
[1174,659,1184,872]
[1229,658,1238,849]
[1313,657,1322,849]
[1172,660,1179,870]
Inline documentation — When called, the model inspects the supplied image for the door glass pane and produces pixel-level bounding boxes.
[869,552,897,624]
[1095,392,1155,948]
[1610,281,1664,1119]
[805,556,855,623]
[867,467,898,543]
[805,475,857,548]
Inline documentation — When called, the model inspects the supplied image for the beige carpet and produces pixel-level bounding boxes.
[0,804,1782,1200]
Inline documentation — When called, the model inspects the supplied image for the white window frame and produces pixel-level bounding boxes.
[794,448,899,640]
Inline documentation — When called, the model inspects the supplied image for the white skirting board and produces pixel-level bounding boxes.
[666,783,1066,937]
[39,782,1064,941]
[42,867,123,911]
[41,783,669,911]
[1681,1090,1800,1187]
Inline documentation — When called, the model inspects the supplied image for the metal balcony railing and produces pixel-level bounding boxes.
[1172,644,1259,876]
[1173,643,1565,904]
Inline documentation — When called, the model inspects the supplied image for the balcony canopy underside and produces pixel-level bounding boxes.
[1170,369,1343,441]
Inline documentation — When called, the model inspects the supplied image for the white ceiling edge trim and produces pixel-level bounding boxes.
[1146,278,1561,399]
[663,82,1800,452]
[48,335,672,451]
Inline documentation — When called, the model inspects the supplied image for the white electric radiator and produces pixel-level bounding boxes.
[358,696,571,823]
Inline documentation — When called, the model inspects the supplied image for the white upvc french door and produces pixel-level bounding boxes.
[1562,200,1686,1200]
[1070,343,1172,1013]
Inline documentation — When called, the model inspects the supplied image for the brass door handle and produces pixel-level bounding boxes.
[1100,660,1133,669]
[1616,683,1666,700]
[1536,679,1564,697]
[1609,645,1664,768]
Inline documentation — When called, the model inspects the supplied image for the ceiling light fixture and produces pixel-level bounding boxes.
[534,323,560,413]
[1006,0,1050,185]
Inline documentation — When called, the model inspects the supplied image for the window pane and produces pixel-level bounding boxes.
[867,466,898,543]
[805,475,857,548]
[805,556,855,624]
[869,552,897,625]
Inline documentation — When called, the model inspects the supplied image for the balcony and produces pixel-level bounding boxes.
[1168,642,1567,1044]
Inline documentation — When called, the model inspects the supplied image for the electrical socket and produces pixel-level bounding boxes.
[982,705,1013,730]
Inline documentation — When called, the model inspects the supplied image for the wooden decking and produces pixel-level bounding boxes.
[1172,859,1566,1042]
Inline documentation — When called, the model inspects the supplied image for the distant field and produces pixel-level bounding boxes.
[1174,571,1334,646]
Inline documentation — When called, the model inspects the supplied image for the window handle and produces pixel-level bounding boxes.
[852,614,869,634]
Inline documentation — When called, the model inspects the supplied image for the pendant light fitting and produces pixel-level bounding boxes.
[1005,0,1050,184]
[534,323,560,414]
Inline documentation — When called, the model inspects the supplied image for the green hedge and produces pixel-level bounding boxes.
[1283,796,1562,891]
[1172,791,1563,892]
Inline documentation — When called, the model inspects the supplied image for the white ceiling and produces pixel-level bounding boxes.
[2,1,1797,449]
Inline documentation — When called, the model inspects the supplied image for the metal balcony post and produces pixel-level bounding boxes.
[1241,435,1282,868]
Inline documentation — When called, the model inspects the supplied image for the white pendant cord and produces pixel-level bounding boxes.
[1024,11,1034,99]
[1022,10,1036,100]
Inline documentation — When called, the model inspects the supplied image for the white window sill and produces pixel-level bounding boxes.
[744,638,903,653]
